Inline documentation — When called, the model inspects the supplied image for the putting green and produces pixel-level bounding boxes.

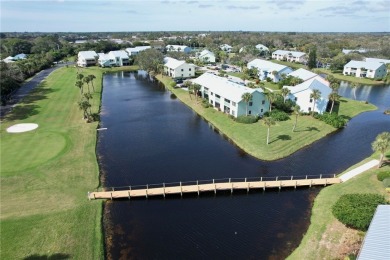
[1,131,68,175]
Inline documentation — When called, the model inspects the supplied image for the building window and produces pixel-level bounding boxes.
[225,99,230,104]
[294,97,298,101]
[181,69,184,71]
[261,100,265,105]
[249,102,253,106]
[189,68,192,71]
[261,109,263,113]
[215,94,220,98]
[182,74,183,77]
[309,98,313,103]
[248,110,252,115]
[232,110,235,115]
[232,101,236,106]
[308,107,312,112]
[211,92,213,96]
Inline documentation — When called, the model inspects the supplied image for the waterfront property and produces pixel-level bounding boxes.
[285,75,332,114]
[166,44,192,53]
[97,50,130,67]
[77,51,98,67]
[192,72,269,117]
[272,50,306,63]
[343,60,387,79]
[164,57,195,79]
[125,46,151,56]
[247,59,293,82]
[364,57,390,65]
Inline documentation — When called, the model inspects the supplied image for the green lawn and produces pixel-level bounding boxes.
[288,153,390,260]
[156,75,376,161]
[0,66,137,259]
[271,59,307,70]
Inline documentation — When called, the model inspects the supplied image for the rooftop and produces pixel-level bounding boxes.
[288,68,318,81]
[247,59,290,72]
[344,60,386,70]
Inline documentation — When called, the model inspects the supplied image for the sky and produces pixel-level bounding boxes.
[1,0,389,32]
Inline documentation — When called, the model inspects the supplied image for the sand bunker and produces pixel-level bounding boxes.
[7,123,39,133]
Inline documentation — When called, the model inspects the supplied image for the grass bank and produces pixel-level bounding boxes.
[288,152,390,260]
[156,75,376,161]
[0,65,137,259]
[313,68,386,85]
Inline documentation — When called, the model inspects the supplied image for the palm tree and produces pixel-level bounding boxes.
[328,92,340,114]
[157,64,165,77]
[310,89,321,116]
[183,81,193,99]
[241,92,253,116]
[280,88,291,103]
[83,76,91,93]
[292,105,301,132]
[371,132,390,168]
[88,74,96,92]
[83,93,93,114]
[192,83,201,101]
[266,92,278,112]
[75,80,84,94]
[78,100,91,119]
[76,73,84,82]
[330,82,340,93]
[326,75,337,85]
[263,117,276,145]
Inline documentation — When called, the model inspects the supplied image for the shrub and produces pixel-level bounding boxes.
[264,109,290,121]
[332,193,387,231]
[274,97,295,113]
[170,81,177,88]
[315,112,347,128]
[201,98,210,108]
[235,115,259,124]
[377,171,390,181]
[383,178,390,188]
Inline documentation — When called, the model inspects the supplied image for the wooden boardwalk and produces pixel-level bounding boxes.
[88,175,341,200]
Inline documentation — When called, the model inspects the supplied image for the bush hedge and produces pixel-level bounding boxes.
[314,112,347,128]
[235,115,259,124]
[332,193,387,231]
[383,178,390,188]
[377,171,390,181]
[264,109,290,121]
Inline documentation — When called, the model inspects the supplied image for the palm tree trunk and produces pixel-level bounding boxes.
[312,102,315,116]
[246,104,248,116]
[378,153,384,168]
[267,127,270,145]
[330,100,335,114]
[293,115,297,132]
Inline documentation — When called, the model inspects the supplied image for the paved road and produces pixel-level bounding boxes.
[0,64,66,120]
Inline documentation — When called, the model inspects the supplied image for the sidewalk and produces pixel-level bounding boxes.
[340,159,379,182]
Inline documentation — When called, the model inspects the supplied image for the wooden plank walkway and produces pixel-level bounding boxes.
[88,176,341,200]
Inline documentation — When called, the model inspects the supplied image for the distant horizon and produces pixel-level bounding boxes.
[1,0,389,33]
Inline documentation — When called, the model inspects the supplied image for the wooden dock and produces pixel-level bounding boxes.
[88,175,341,200]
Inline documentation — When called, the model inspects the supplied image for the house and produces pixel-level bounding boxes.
[13,53,28,60]
[2,56,16,63]
[77,51,98,67]
[108,50,130,66]
[342,48,368,55]
[255,44,269,53]
[357,205,390,260]
[97,53,112,67]
[220,44,232,52]
[197,50,216,63]
[285,75,332,114]
[164,57,195,79]
[272,50,306,63]
[247,59,293,82]
[125,46,151,56]
[166,45,192,53]
[364,57,390,65]
[192,73,269,118]
[288,68,318,81]
[343,60,387,79]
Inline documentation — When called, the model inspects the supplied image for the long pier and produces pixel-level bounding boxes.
[88,175,341,200]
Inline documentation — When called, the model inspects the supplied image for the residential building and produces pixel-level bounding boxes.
[108,50,130,66]
[13,53,28,60]
[192,73,269,118]
[77,51,98,67]
[164,57,195,79]
[272,50,306,63]
[97,53,111,67]
[125,46,151,56]
[247,59,293,82]
[342,48,368,55]
[364,57,390,64]
[288,68,318,81]
[197,49,216,63]
[343,60,387,79]
[166,45,192,53]
[285,75,332,114]
[220,44,232,52]
[255,44,269,53]
[2,56,15,63]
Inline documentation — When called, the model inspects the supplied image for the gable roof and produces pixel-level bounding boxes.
[344,60,386,70]
[255,44,269,50]
[199,49,215,57]
[192,73,264,102]
[247,59,291,73]
[164,57,186,69]
[358,205,390,260]
[166,45,190,51]
[288,68,318,81]
[78,51,98,60]
[109,50,129,59]
[273,50,306,58]
[126,46,151,54]
[285,75,331,98]
[364,57,390,64]
[14,53,27,60]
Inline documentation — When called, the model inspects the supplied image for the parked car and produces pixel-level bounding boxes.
[174,78,183,84]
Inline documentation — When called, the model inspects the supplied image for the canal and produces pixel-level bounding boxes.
[98,71,390,259]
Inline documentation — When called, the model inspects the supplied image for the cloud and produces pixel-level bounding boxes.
[227,5,261,10]
[199,4,213,8]
[125,10,138,14]
[267,0,307,10]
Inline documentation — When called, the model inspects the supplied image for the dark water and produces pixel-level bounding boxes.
[98,72,390,259]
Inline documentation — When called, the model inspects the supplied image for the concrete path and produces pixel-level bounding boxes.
[340,159,379,182]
